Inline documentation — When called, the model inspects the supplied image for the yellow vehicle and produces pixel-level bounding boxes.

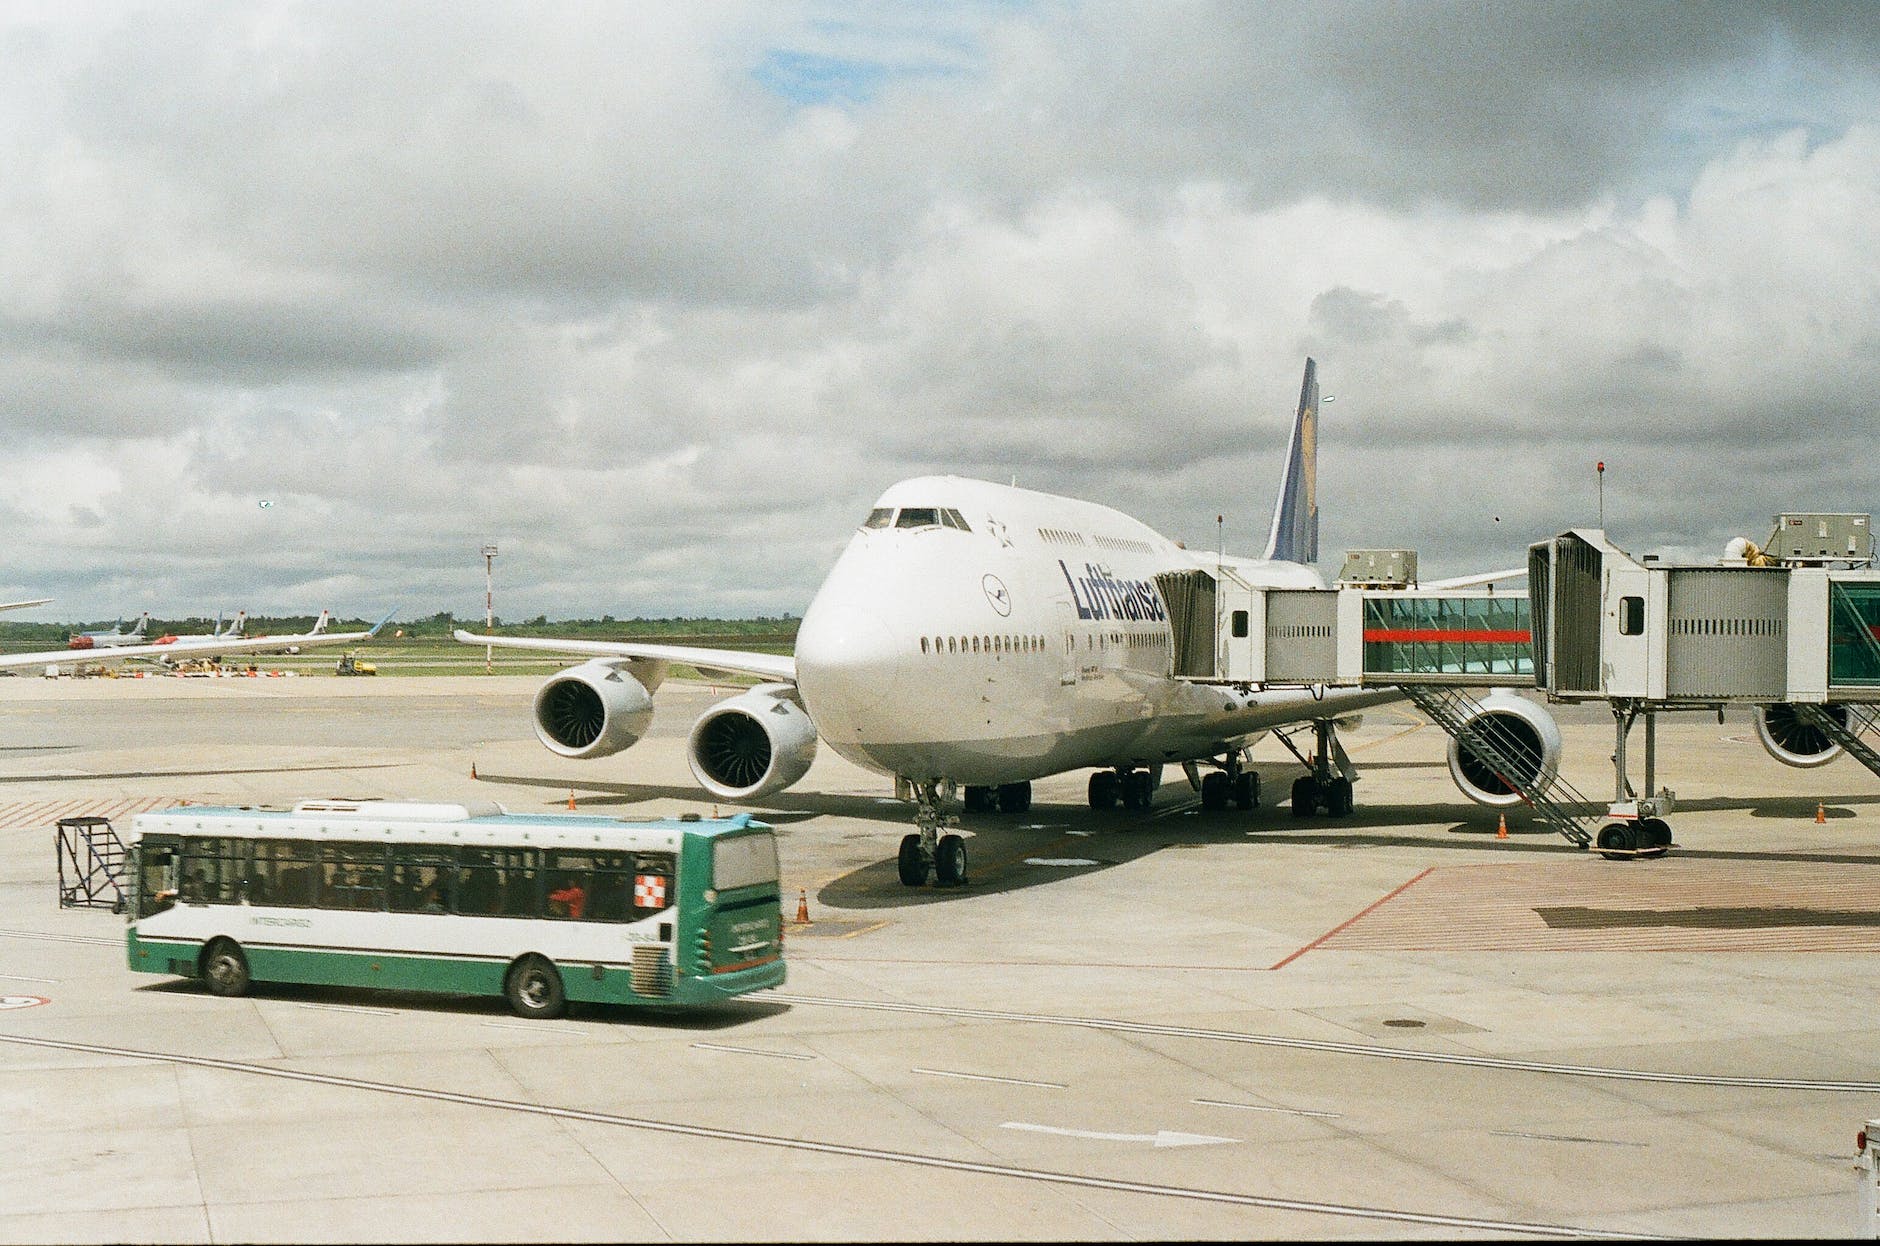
[335,652,377,676]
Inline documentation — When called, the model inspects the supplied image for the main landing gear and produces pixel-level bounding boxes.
[963,782,1032,814]
[1278,720,1355,818]
[1086,767,1160,811]
[1196,753,1258,813]
[899,779,973,888]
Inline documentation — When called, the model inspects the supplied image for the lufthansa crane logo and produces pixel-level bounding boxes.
[982,574,1012,617]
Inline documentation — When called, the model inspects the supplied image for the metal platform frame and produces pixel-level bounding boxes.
[56,815,127,910]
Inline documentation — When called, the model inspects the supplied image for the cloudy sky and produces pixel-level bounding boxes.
[3,1,1877,622]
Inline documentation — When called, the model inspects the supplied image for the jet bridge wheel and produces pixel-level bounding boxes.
[1596,823,1638,860]
[1637,818,1672,857]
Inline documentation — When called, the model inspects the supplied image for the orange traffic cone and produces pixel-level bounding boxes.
[1496,813,1508,839]
[795,888,810,925]
[1816,802,1827,824]
[568,790,577,811]
[470,761,477,780]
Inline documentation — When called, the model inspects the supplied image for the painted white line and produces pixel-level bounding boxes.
[1023,858,1099,867]
[294,1002,398,1017]
[691,1042,816,1061]
[1003,1121,1239,1148]
[913,1067,1066,1090]
[0,972,60,985]
[0,1031,1662,1240]
[1193,1097,1342,1119]
[481,1020,561,1033]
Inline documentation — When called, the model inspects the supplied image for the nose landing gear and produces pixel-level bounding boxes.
[899,779,971,887]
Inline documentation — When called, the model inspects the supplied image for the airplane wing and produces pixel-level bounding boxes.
[1421,568,1526,590]
[0,611,395,674]
[453,629,796,684]
[0,598,51,614]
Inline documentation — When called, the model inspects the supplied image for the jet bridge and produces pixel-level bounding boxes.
[1162,516,1880,857]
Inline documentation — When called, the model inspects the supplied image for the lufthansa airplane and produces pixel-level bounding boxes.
[458,359,1559,887]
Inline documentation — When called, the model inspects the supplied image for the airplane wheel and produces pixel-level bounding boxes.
[934,834,968,887]
[1326,777,1354,817]
[897,834,927,886]
[1088,772,1119,810]
[1233,773,1258,811]
[1124,770,1154,810]
[997,782,1031,814]
[1596,823,1636,861]
[1200,772,1230,811]
[963,786,995,814]
[1291,776,1319,818]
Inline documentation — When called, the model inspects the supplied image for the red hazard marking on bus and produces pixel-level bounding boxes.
[0,995,50,1010]
[1363,630,1532,644]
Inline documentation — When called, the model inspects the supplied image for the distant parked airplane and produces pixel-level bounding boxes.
[67,612,150,650]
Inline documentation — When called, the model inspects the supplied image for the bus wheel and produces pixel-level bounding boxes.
[505,955,567,1019]
[201,939,251,998]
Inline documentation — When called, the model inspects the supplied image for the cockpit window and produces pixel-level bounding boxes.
[940,508,971,531]
[895,507,940,529]
[863,508,894,529]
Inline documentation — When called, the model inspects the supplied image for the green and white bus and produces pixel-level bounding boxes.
[125,799,785,1018]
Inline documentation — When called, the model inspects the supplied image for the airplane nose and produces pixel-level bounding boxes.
[795,603,903,716]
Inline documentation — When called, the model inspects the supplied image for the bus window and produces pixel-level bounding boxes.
[320,845,389,911]
[137,837,180,917]
[181,837,244,905]
[458,847,540,918]
[389,847,455,913]
[712,834,779,891]
[249,840,318,908]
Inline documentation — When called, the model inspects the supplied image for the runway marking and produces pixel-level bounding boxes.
[913,1067,1066,1089]
[689,1042,816,1061]
[0,796,178,829]
[0,1030,1648,1239]
[1314,859,1880,953]
[0,972,60,985]
[767,992,1880,1094]
[293,1002,399,1017]
[0,928,119,947]
[1193,1098,1342,1119]
[1001,1121,1238,1148]
[1269,867,1435,969]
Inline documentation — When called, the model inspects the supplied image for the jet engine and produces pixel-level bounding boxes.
[531,660,655,760]
[1447,689,1563,807]
[687,683,818,801]
[1755,702,1845,768]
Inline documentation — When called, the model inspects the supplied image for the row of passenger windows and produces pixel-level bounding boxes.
[143,837,677,923]
[922,634,1047,655]
[863,507,971,531]
[1038,527,1088,546]
[918,631,1170,656]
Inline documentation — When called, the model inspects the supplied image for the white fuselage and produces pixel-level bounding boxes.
[793,476,1396,786]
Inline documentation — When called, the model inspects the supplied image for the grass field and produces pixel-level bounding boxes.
[0,634,795,681]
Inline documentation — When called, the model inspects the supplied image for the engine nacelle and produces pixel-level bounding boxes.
[531,661,655,760]
[1447,689,1563,808]
[1755,702,1845,768]
[687,683,818,801]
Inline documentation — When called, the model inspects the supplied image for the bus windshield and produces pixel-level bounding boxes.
[712,833,778,891]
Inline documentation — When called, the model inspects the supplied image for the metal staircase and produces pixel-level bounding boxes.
[1796,703,1880,782]
[1399,685,1598,847]
[56,816,127,910]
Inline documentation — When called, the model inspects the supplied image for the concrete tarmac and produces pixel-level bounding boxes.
[2,674,1879,1240]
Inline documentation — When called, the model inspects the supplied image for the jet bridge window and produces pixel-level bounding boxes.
[1619,596,1645,636]
[895,507,940,529]
[863,508,893,529]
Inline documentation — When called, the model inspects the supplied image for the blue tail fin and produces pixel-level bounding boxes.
[1261,357,1319,564]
